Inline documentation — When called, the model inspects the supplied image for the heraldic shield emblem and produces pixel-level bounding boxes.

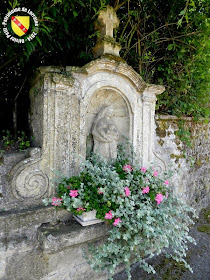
[11,16,30,37]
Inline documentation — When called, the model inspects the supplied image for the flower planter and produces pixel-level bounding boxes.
[73,210,103,226]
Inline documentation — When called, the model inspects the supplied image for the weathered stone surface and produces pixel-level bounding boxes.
[0,151,28,211]
[0,206,72,239]
[38,220,110,253]
[92,105,120,160]
[2,56,163,212]
[0,218,112,280]
[155,115,210,210]
[37,221,123,280]
[93,5,121,58]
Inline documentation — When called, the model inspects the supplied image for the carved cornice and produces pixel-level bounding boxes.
[52,73,74,87]
[144,84,165,95]
[142,94,157,103]
[82,58,147,92]
[142,84,165,103]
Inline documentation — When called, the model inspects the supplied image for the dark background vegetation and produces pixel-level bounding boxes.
[0,0,209,138]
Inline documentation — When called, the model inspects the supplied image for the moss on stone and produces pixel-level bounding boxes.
[203,210,210,223]
[197,207,210,234]
[195,159,202,166]
[170,154,184,163]
[151,257,189,280]
[158,139,164,146]
[174,137,182,148]
[157,120,169,131]
[0,150,4,165]
[101,53,126,63]
[156,121,167,138]
[197,225,210,235]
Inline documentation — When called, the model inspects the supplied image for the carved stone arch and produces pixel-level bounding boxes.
[83,58,146,93]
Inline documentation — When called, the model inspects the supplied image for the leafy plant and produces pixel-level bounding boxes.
[176,120,192,148]
[43,146,196,279]
[0,130,33,151]
[17,131,32,151]
[1,130,14,149]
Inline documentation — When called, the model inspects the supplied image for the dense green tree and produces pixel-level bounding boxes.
[0,0,209,133]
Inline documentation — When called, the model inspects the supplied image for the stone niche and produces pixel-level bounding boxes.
[86,87,130,156]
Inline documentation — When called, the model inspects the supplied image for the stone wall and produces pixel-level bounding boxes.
[155,115,209,211]
[0,115,209,280]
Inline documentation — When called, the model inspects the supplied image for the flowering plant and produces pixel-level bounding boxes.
[43,146,196,280]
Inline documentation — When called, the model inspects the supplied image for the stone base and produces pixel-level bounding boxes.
[73,210,103,226]
[92,38,121,59]
[0,207,111,280]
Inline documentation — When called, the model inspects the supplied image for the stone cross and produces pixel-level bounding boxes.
[93,6,121,58]
[96,5,119,39]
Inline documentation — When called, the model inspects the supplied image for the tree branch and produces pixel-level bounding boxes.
[0,55,19,71]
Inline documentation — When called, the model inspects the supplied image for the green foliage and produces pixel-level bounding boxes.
[0,130,33,151]
[176,120,192,148]
[115,0,209,118]
[0,0,209,124]
[17,131,32,150]
[1,130,14,148]
[197,225,210,235]
[43,146,196,279]
[153,0,210,118]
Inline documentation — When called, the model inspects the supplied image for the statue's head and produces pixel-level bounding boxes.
[104,105,114,118]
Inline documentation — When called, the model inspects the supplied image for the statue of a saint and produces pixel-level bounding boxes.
[92,106,119,160]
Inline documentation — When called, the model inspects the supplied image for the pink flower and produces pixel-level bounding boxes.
[140,167,146,173]
[123,165,132,172]
[52,197,62,206]
[124,187,130,196]
[77,207,86,212]
[69,190,79,197]
[164,180,169,185]
[98,188,103,194]
[155,193,164,205]
[105,210,113,220]
[153,171,158,177]
[113,218,122,226]
[142,186,150,194]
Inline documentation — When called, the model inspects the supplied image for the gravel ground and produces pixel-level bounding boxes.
[114,206,210,280]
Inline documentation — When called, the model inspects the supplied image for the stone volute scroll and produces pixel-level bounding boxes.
[92,106,119,160]
[10,148,49,200]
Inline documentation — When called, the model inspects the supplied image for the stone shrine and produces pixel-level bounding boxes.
[7,6,165,207]
[0,6,173,280]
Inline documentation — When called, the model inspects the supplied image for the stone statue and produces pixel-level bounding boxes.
[92,106,119,160]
